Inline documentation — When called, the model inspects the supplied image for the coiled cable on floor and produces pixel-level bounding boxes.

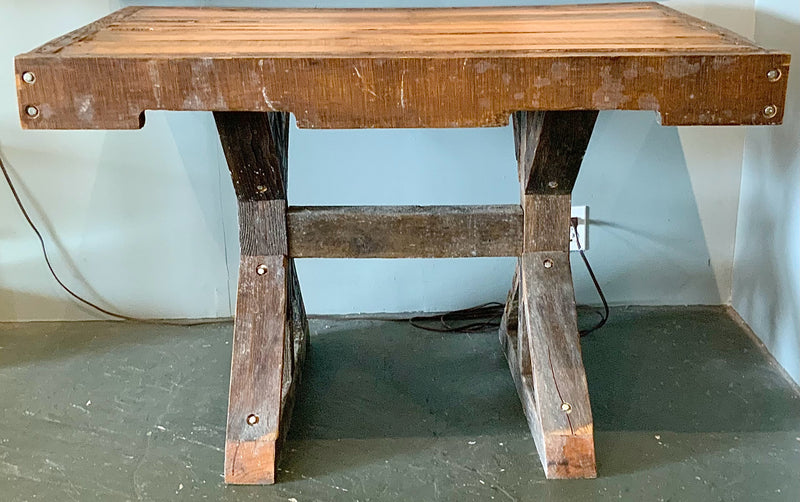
[409,302,505,333]
[409,220,609,336]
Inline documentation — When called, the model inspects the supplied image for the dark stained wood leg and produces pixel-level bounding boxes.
[278,258,309,456]
[518,249,595,477]
[499,266,518,350]
[501,110,598,478]
[214,111,307,484]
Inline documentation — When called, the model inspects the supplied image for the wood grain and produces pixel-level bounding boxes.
[502,107,597,478]
[25,4,766,57]
[15,3,790,128]
[277,260,308,461]
[515,111,599,195]
[514,110,596,252]
[225,254,287,484]
[519,251,596,478]
[286,205,523,258]
[214,112,289,201]
[216,111,304,485]
[522,195,572,253]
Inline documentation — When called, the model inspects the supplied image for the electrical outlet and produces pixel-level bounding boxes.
[569,206,588,251]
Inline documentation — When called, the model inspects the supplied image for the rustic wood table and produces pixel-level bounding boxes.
[16,2,789,484]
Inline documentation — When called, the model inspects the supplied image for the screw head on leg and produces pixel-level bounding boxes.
[246,414,259,426]
[543,259,554,269]
[256,264,268,275]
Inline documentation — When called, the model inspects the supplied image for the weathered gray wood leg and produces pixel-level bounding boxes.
[501,110,599,478]
[214,111,308,484]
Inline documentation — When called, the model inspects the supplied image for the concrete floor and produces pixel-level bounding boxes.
[1,306,799,501]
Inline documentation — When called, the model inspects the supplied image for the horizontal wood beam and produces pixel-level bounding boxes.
[286,205,523,258]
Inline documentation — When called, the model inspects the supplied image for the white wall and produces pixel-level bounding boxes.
[0,1,757,320]
[732,0,800,384]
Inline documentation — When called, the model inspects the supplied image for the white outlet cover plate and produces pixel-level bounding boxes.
[570,205,587,252]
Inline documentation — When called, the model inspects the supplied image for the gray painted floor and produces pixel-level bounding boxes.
[1,306,799,501]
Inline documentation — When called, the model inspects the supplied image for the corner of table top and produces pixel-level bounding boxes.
[650,1,772,52]
[19,6,143,57]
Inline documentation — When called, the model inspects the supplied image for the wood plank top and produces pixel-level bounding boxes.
[30,3,764,57]
[15,2,790,128]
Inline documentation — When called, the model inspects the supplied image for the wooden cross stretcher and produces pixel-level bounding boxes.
[15,2,789,484]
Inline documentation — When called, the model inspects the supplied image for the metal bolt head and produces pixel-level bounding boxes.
[25,105,39,118]
[543,259,554,269]
[766,68,782,82]
[21,71,36,84]
[547,181,559,189]
[256,185,268,194]
[246,414,259,426]
[561,402,572,413]
[256,264,268,275]
[763,104,778,119]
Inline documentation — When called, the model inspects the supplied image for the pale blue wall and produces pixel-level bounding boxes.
[1,1,758,319]
[732,0,800,385]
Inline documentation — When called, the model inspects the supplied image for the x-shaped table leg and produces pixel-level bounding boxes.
[215,112,309,484]
[501,110,599,478]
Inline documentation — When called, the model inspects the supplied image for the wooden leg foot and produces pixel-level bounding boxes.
[225,439,277,485]
[501,253,596,478]
[224,254,287,485]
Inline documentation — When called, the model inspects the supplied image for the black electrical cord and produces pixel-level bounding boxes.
[409,219,609,336]
[572,217,609,336]
[0,153,224,326]
[409,302,505,333]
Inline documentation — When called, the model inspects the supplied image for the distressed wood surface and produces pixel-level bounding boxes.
[515,111,599,195]
[499,278,544,469]
[23,3,755,57]
[287,205,523,258]
[499,266,533,377]
[500,109,597,478]
[224,254,288,484]
[15,3,790,129]
[277,260,308,459]
[519,251,596,478]
[522,195,572,253]
[215,111,288,201]
[500,257,595,478]
[514,110,596,252]
[215,111,305,485]
[28,4,763,56]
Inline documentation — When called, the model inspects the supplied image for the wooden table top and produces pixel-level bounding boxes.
[16,2,789,129]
